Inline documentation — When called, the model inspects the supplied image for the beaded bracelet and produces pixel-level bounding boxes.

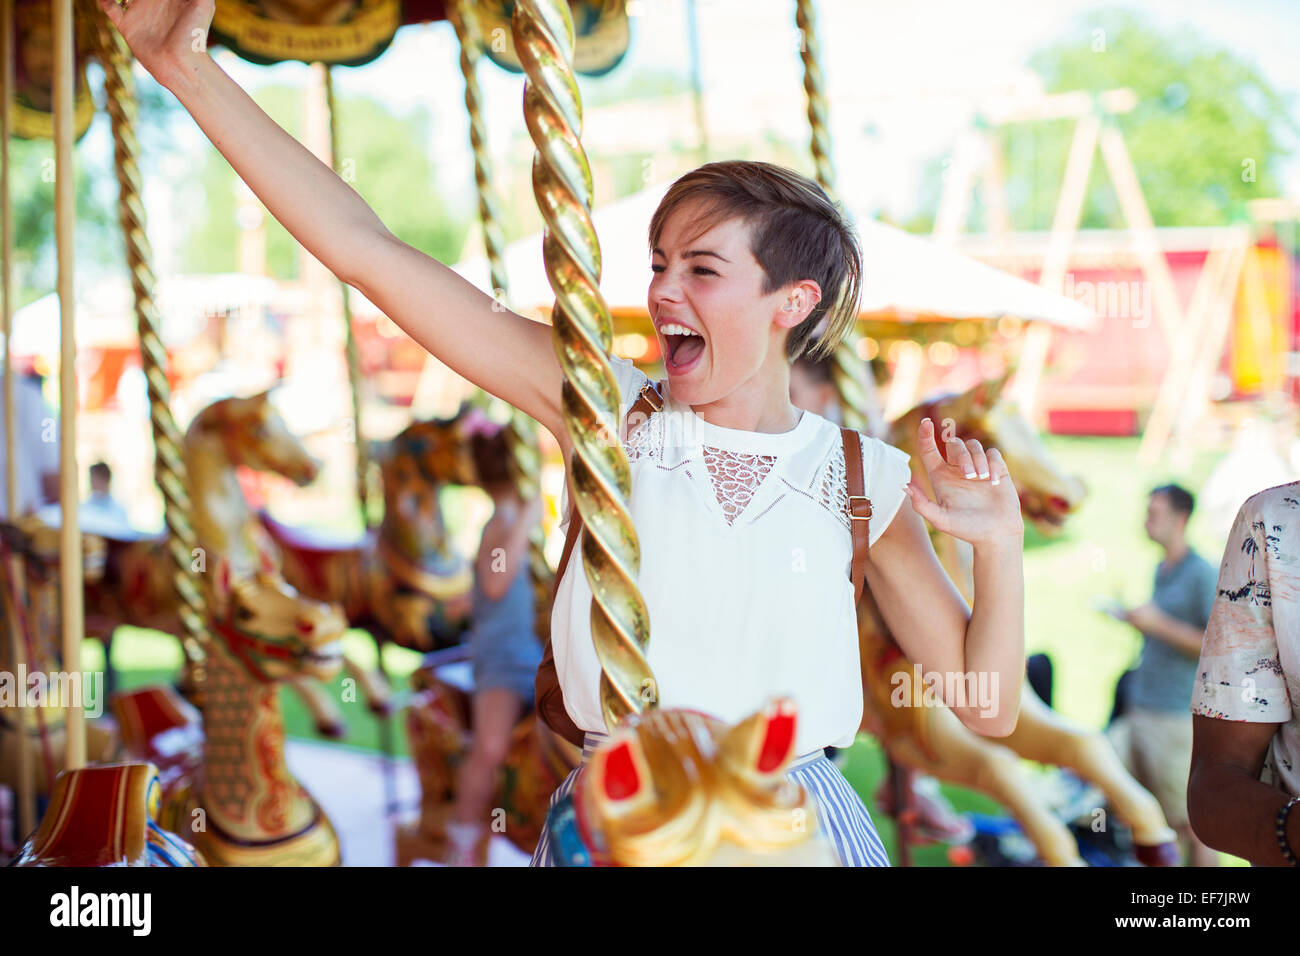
[1277,795,1300,866]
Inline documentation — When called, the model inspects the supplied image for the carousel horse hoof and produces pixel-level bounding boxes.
[1134,840,1181,867]
[367,698,395,718]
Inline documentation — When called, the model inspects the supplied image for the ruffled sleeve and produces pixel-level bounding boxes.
[557,353,651,536]
[860,434,913,548]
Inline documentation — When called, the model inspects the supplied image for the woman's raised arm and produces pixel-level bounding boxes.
[96,0,566,440]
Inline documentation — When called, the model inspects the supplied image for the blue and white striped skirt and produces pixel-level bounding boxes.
[530,732,891,867]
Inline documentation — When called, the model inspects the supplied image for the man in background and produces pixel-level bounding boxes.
[1106,483,1219,865]
[0,364,59,520]
[82,461,130,529]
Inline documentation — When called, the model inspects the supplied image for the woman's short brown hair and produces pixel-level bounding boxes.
[648,160,862,363]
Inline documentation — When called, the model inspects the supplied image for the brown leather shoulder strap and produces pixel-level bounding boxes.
[841,427,872,606]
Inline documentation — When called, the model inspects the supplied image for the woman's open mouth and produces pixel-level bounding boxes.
[660,322,705,374]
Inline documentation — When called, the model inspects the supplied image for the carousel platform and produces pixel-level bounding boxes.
[284,738,531,867]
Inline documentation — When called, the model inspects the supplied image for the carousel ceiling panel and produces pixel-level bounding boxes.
[6,0,95,140]
[470,0,629,77]
[209,0,408,66]
[207,0,629,72]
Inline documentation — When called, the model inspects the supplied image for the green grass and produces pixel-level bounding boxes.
[83,434,1241,864]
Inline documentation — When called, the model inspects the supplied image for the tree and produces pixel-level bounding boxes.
[9,134,116,308]
[179,84,471,277]
[996,10,1298,230]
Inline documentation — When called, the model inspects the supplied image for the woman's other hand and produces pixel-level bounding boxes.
[903,416,1024,548]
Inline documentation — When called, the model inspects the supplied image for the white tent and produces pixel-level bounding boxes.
[7,273,279,358]
[451,183,1095,330]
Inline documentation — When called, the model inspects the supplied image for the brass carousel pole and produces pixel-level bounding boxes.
[91,10,211,696]
[797,0,911,863]
[1,0,37,837]
[511,0,653,728]
[447,0,552,635]
[52,0,84,770]
[795,0,882,438]
[320,65,375,531]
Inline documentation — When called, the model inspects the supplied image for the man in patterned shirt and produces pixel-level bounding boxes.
[1188,481,1300,866]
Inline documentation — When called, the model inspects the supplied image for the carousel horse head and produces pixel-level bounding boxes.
[895,371,1086,536]
[189,389,320,487]
[566,699,838,866]
[13,762,205,867]
[369,408,485,651]
[207,555,347,684]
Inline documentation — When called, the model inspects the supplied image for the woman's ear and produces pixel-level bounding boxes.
[775,280,822,329]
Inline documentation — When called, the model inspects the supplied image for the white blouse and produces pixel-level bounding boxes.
[551,354,913,755]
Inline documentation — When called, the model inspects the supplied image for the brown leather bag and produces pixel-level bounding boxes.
[534,383,873,748]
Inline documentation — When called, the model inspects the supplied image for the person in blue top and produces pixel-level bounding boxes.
[1104,483,1219,865]
[444,414,544,866]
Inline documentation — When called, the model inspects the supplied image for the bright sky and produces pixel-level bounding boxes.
[130,0,1299,277]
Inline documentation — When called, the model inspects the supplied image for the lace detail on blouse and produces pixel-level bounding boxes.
[702,446,776,525]
[625,417,659,464]
[625,414,861,530]
[814,442,851,532]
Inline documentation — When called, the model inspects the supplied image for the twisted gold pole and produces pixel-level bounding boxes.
[321,64,375,530]
[448,0,552,638]
[92,12,210,692]
[512,0,653,727]
[796,0,872,434]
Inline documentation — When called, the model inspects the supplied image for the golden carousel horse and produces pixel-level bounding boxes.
[73,391,391,738]
[0,516,122,804]
[258,406,482,735]
[113,557,347,866]
[263,409,477,652]
[544,699,838,866]
[394,662,577,865]
[858,372,1179,865]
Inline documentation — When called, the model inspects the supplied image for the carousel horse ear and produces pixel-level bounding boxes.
[601,739,642,801]
[720,697,799,777]
[590,734,653,808]
[257,546,277,576]
[210,555,234,615]
[971,369,1013,415]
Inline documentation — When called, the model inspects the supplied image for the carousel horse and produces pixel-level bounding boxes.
[11,762,205,866]
[73,391,390,739]
[394,661,577,865]
[263,409,476,652]
[258,408,481,735]
[112,557,347,866]
[0,516,122,805]
[858,372,1179,866]
[547,699,838,866]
